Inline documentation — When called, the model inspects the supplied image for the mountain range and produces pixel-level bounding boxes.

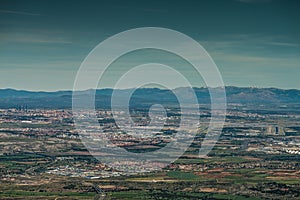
[0,87,299,109]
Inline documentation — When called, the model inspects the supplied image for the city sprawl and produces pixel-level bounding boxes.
[0,102,299,199]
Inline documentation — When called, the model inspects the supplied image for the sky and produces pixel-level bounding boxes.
[0,0,299,91]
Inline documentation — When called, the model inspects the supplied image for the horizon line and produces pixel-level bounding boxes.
[0,85,300,93]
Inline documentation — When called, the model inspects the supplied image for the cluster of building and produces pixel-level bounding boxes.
[0,105,299,179]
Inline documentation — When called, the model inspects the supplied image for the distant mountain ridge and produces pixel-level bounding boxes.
[0,87,299,109]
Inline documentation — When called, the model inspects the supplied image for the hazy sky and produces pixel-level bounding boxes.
[0,0,299,91]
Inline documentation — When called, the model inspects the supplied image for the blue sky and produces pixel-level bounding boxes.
[0,0,299,91]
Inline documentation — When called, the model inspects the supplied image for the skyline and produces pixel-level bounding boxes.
[0,0,300,91]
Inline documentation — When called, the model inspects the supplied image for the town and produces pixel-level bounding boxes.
[0,102,299,199]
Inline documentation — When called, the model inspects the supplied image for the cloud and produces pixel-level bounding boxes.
[200,33,300,52]
[0,32,72,44]
[0,9,41,16]
[198,34,300,67]
[265,42,300,47]
[236,0,272,4]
